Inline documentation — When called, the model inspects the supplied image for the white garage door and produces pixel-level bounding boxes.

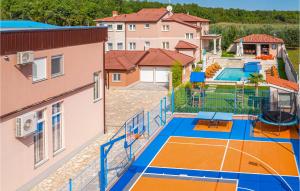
[155,67,169,83]
[140,67,154,82]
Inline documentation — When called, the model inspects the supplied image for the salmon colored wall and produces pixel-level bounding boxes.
[126,23,159,38]
[182,63,193,82]
[107,67,140,87]
[0,87,104,191]
[0,42,104,116]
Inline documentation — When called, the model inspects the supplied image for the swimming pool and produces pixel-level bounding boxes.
[215,68,254,81]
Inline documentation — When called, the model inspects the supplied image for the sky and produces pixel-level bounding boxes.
[153,0,300,11]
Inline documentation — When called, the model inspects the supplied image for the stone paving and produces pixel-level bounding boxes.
[30,82,168,191]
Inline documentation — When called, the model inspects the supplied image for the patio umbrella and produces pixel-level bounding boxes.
[240,39,244,56]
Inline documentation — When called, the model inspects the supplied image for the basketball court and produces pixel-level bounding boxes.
[110,117,300,191]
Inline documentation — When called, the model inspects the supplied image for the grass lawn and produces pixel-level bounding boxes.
[221,51,235,57]
[287,48,299,74]
[277,58,288,79]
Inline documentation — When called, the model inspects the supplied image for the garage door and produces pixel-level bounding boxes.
[140,67,154,82]
[155,67,169,82]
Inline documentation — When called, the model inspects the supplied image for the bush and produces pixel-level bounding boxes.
[222,51,235,57]
[193,65,202,72]
[171,61,183,88]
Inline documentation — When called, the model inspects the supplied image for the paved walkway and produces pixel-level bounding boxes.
[30,83,168,191]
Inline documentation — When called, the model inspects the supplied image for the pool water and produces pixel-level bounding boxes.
[215,68,254,81]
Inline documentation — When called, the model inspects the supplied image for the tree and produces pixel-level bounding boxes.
[248,73,264,96]
[171,61,183,88]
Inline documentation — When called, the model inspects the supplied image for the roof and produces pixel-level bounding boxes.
[94,8,168,22]
[175,40,198,49]
[0,20,58,30]
[235,34,284,44]
[190,72,205,83]
[139,48,195,67]
[105,51,146,70]
[162,17,201,29]
[266,75,299,92]
[169,13,209,22]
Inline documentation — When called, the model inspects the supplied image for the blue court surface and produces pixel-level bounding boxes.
[110,118,300,191]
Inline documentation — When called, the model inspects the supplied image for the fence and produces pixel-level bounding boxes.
[58,96,172,191]
[173,87,271,115]
[282,48,298,82]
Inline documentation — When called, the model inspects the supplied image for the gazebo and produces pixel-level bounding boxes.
[234,34,284,57]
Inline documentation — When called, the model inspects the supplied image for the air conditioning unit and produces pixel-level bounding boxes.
[16,112,37,137]
[17,51,34,65]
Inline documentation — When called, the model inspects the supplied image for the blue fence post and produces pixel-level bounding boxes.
[69,178,72,191]
[164,97,167,124]
[100,145,106,191]
[147,111,150,137]
[171,88,175,113]
[160,99,163,126]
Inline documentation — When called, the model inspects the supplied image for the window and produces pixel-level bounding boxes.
[185,33,194,39]
[113,73,121,82]
[52,102,63,154]
[107,43,113,51]
[93,72,101,101]
[116,24,123,31]
[33,58,47,82]
[162,42,169,49]
[272,44,277,50]
[144,23,150,29]
[117,42,123,50]
[51,55,63,77]
[34,110,46,165]
[162,25,170,31]
[278,93,292,108]
[107,24,113,31]
[145,41,150,48]
[129,42,136,50]
[128,24,136,31]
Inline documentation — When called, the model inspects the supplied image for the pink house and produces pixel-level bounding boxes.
[0,26,107,190]
[94,7,222,63]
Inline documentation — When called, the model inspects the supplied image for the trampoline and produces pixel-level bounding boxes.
[256,91,299,135]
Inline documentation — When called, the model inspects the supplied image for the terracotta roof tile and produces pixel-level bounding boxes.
[169,13,210,22]
[94,8,168,22]
[175,40,198,49]
[138,48,195,67]
[235,34,284,43]
[105,51,146,70]
[162,17,201,29]
[266,75,299,92]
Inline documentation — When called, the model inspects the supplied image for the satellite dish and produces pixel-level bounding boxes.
[167,5,173,12]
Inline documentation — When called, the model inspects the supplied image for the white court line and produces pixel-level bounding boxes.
[152,140,295,191]
[170,135,294,144]
[220,139,230,171]
[128,137,170,191]
[238,187,255,191]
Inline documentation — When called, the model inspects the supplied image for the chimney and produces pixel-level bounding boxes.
[112,11,118,17]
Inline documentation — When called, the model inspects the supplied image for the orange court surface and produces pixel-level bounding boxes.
[131,175,237,191]
[194,120,233,132]
[150,137,299,176]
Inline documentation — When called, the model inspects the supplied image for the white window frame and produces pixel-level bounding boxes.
[107,24,113,31]
[128,24,136,31]
[162,42,170,49]
[185,33,194,39]
[162,25,170,31]
[32,57,47,82]
[129,42,136,50]
[34,109,48,168]
[51,55,64,78]
[107,43,113,51]
[144,23,150,29]
[117,42,123,50]
[116,24,123,31]
[112,73,121,82]
[93,72,102,101]
[272,44,277,50]
[52,102,64,155]
[145,41,150,48]
[278,93,292,108]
